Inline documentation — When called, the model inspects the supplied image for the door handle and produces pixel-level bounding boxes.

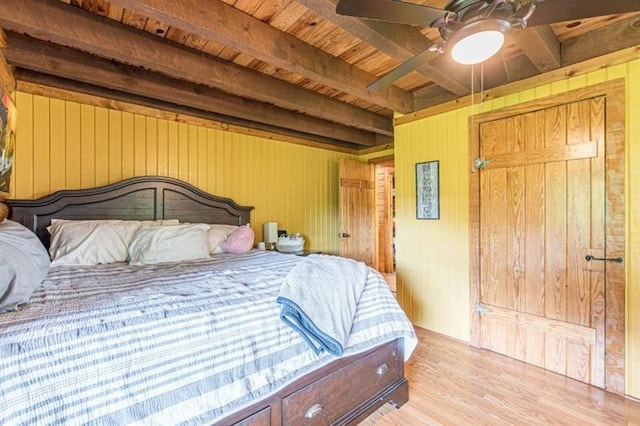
[585,255,623,263]
[337,232,351,238]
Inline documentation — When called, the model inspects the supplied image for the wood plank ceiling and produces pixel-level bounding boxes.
[0,0,639,151]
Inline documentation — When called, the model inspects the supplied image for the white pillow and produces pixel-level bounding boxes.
[207,224,238,254]
[128,223,210,265]
[48,219,179,266]
[0,220,51,312]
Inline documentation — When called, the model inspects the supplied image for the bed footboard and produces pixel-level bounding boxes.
[224,338,408,425]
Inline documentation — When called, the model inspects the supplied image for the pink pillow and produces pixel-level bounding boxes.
[219,224,255,254]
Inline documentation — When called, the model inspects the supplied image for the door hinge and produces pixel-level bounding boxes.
[475,303,492,315]
[474,158,491,170]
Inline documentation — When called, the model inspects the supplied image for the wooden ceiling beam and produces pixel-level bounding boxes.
[4,33,382,147]
[509,25,561,73]
[561,14,640,66]
[106,0,413,113]
[297,0,471,97]
[0,0,393,136]
[412,85,459,112]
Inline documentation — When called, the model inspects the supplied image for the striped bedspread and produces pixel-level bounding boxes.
[0,251,417,425]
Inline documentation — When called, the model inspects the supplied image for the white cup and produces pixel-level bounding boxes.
[257,242,266,250]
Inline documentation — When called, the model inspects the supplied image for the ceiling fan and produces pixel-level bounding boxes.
[336,0,640,90]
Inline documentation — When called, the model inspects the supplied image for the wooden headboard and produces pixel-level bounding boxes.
[7,176,253,248]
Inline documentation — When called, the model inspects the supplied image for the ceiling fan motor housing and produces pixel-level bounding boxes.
[437,0,518,41]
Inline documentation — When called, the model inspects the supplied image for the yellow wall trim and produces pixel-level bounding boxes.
[357,143,394,156]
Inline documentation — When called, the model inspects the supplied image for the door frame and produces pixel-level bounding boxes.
[468,79,626,394]
[369,157,395,273]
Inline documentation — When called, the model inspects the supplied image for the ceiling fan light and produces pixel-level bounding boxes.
[451,30,504,65]
[449,19,510,65]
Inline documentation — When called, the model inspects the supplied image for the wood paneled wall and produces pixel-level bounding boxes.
[11,91,354,253]
[395,107,471,341]
[395,59,640,398]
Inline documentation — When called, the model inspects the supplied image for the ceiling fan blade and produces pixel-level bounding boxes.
[367,48,440,91]
[522,0,640,27]
[336,0,446,27]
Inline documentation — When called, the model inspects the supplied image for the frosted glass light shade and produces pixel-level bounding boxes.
[451,30,504,65]
[263,222,278,243]
[448,19,510,65]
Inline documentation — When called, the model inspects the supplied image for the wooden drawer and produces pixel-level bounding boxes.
[281,341,401,425]
[232,406,270,426]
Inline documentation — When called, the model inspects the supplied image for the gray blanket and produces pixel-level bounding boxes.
[276,254,368,356]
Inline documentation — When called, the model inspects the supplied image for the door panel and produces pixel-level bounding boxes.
[477,98,606,387]
[339,158,375,266]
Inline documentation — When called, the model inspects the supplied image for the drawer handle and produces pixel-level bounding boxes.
[304,403,323,419]
[376,363,389,376]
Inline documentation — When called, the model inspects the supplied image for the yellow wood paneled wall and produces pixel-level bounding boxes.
[395,59,640,397]
[11,91,353,254]
[395,108,471,341]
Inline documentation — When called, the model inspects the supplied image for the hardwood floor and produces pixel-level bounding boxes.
[364,327,640,425]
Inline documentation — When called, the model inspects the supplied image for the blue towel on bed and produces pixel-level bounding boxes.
[276,254,368,356]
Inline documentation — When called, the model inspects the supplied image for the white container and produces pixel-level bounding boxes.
[276,237,304,253]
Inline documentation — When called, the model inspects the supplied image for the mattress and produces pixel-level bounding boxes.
[0,250,416,425]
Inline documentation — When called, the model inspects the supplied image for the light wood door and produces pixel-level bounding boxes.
[477,97,607,387]
[339,158,375,266]
[377,164,395,273]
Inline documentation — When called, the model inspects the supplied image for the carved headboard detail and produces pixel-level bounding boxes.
[7,176,253,248]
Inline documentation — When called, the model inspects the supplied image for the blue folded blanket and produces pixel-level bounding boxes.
[276,254,368,356]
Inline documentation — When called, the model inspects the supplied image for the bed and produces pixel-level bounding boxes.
[2,176,417,425]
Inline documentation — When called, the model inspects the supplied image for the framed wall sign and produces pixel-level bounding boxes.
[416,160,439,220]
